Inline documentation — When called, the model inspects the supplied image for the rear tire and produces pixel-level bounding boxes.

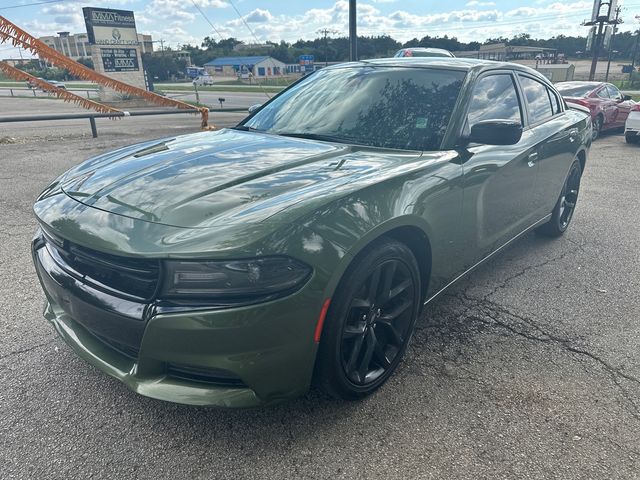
[592,115,603,141]
[315,238,421,400]
[536,160,582,237]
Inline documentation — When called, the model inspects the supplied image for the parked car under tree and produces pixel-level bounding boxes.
[31,58,591,407]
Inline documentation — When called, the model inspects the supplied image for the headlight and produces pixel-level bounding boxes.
[160,256,312,304]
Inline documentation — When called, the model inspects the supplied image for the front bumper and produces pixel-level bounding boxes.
[625,112,640,135]
[32,235,323,408]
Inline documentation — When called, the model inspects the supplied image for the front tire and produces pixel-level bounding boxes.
[536,160,582,237]
[625,132,640,144]
[315,238,422,400]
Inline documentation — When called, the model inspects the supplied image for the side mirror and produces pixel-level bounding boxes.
[467,120,523,146]
[248,104,262,114]
[623,95,632,101]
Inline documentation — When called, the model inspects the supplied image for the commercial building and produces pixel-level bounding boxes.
[455,43,558,61]
[204,56,286,78]
[1,58,32,67]
[152,49,192,66]
[38,31,153,61]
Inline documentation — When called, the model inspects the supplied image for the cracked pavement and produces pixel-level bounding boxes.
[1,99,639,479]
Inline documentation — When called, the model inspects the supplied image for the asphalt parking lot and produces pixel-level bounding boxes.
[1,97,640,479]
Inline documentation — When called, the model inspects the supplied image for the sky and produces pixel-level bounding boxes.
[1,0,640,59]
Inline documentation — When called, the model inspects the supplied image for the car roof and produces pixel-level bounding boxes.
[555,81,604,87]
[326,57,549,79]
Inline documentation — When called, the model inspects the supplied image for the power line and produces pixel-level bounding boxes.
[0,0,65,10]
[190,0,224,41]
[227,0,261,45]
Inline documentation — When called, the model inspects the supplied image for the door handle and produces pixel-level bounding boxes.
[527,151,538,168]
[569,129,579,142]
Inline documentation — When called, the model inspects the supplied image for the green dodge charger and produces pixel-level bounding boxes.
[32,58,592,407]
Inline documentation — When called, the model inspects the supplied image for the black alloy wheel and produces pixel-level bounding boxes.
[537,160,582,237]
[592,115,603,141]
[315,238,421,400]
[557,163,581,230]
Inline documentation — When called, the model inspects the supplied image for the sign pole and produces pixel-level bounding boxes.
[349,0,357,62]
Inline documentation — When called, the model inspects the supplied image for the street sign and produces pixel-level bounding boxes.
[299,55,314,66]
[83,7,139,46]
[100,48,139,72]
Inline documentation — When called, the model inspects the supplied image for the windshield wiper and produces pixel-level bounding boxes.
[276,132,353,144]
[232,125,261,132]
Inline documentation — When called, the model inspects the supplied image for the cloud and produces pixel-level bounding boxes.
[244,9,274,23]
[505,7,538,17]
[14,0,634,55]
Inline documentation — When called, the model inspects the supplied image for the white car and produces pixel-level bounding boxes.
[625,103,640,144]
[27,78,66,90]
[192,75,214,86]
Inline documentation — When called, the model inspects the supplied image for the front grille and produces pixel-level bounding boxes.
[44,232,160,301]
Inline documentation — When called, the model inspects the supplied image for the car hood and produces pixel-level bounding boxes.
[54,129,428,229]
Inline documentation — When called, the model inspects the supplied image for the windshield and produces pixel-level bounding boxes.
[242,66,466,151]
[555,83,596,97]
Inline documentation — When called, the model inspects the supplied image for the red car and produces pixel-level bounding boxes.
[555,81,635,140]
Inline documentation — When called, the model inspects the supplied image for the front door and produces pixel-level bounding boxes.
[459,72,539,269]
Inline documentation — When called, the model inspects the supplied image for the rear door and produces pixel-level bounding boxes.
[606,84,633,127]
[459,71,539,264]
[517,74,578,215]
[595,85,618,128]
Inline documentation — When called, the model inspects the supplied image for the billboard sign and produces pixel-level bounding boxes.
[586,26,596,51]
[299,55,314,66]
[83,7,139,46]
[100,48,139,72]
[590,0,617,22]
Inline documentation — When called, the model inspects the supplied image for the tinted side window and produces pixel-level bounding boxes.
[519,76,554,124]
[549,88,563,114]
[606,84,622,100]
[597,87,610,99]
[467,74,522,126]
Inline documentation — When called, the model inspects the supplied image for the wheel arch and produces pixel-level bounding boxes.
[384,226,432,302]
[322,216,433,305]
[576,148,587,173]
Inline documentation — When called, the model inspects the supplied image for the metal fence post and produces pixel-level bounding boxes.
[89,117,98,138]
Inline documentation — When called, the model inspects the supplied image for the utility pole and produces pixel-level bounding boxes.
[588,20,605,81]
[151,39,166,55]
[317,28,338,66]
[349,0,357,61]
[584,0,619,81]
[605,5,622,81]
[631,16,640,83]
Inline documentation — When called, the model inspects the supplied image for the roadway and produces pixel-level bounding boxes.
[1,95,639,479]
[0,86,271,111]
